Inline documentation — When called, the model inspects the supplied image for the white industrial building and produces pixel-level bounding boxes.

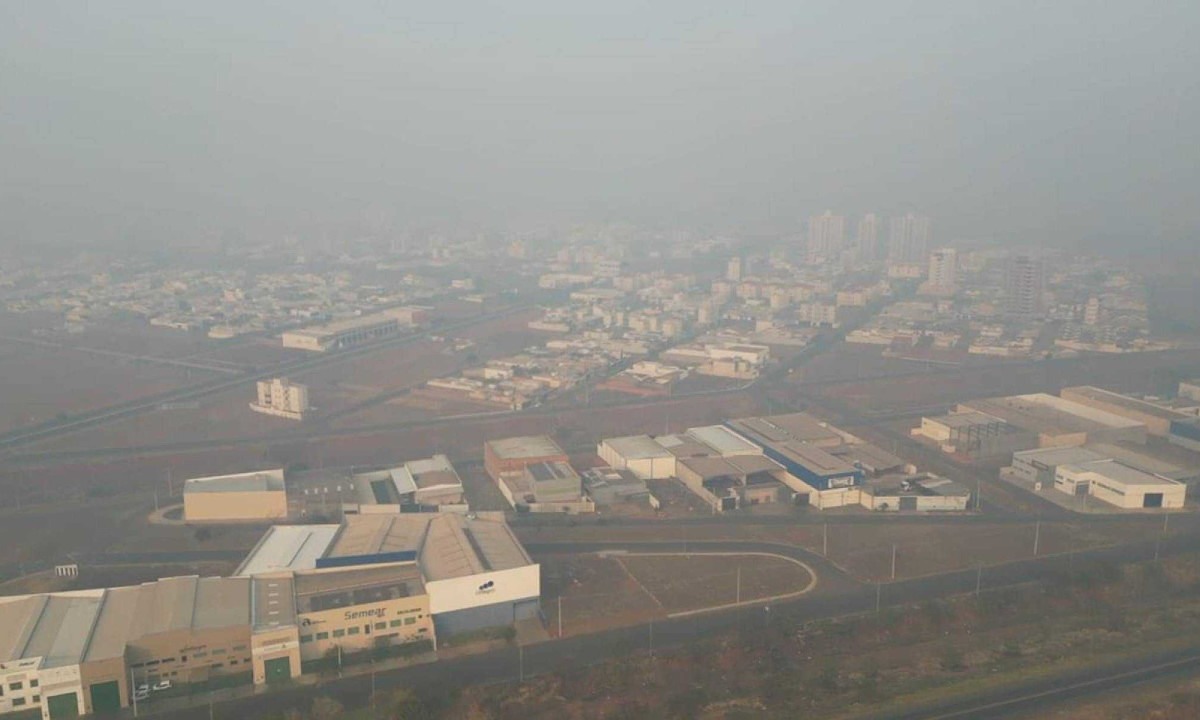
[236,513,540,637]
[1054,460,1186,509]
[280,307,426,352]
[597,436,676,479]
[250,378,309,420]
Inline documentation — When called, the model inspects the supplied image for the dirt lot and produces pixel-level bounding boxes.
[618,553,816,614]
[538,554,664,637]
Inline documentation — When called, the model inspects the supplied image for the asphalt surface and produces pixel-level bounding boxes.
[124,532,1200,720]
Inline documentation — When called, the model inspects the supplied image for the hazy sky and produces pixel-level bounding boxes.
[2,1,1198,250]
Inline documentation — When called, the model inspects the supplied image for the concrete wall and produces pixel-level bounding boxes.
[126,625,252,685]
[433,598,541,638]
[425,564,540,616]
[184,491,288,523]
[298,594,432,662]
[250,628,301,684]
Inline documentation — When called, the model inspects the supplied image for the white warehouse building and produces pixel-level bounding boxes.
[1055,460,1187,510]
[597,435,677,479]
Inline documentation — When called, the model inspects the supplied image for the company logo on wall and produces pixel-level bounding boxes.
[476,580,496,595]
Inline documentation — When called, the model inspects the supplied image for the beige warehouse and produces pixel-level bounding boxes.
[183,469,288,523]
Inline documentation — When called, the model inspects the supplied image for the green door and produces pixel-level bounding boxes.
[46,692,80,719]
[264,656,292,684]
[89,680,121,714]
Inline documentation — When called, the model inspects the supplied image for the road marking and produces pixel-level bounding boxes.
[612,551,819,618]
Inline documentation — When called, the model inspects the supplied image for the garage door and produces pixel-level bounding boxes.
[46,693,80,719]
[1143,493,1164,508]
[264,656,292,684]
[89,681,122,714]
[899,496,918,511]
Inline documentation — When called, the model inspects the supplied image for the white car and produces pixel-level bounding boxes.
[135,684,150,694]
[133,689,150,702]
[152,680,172,692]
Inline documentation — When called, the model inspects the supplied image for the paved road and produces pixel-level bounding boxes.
[873,645,1200,719]
[125,531,1200,720]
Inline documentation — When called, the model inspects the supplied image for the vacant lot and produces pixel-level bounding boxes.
[539,554,662,637]
[618,553,816,614]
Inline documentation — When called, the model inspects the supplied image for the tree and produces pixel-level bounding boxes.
[310,696,344,720]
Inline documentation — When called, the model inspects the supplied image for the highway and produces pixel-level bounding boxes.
[126,531,1200,720]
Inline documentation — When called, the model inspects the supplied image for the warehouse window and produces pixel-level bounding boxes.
[31,695,39,703]
[404,617,416,625]
[232,645,247,652]
[12,698,24,707]
[316,632,329,640]
[389,620,402,628]
[375,622,387,631]
[28,680,37,688]
[332,629,345,638]
[10,682,23,691]
[347,627,360,636]
[300,635,313,643]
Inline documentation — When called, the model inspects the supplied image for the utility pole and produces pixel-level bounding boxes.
[736,566,741,605]
[1164,513,1170,534]
[153,489,159,512]
[822,523,828,556]
[519,644,524,682]
[976,565,982,596]
[558,596,563,638]
[1033,521,1041,557]
[649,620,654,658]
[875,582,881,613]
[131,669,138,717]
[891,544,897,580]
[166,468,174,497]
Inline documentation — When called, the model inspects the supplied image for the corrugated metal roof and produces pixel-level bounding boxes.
[235,525,340,576]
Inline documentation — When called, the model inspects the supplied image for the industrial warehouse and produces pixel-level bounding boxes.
[0,513,537,719]
[594,413,971,513]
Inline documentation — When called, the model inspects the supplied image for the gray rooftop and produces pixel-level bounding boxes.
[486,435,566,460]
[601,435,673,460]
[235,524,341,576]
[184,468,286,494]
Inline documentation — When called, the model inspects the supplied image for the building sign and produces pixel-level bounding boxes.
[476,580,495,595]
[344,607,387,621]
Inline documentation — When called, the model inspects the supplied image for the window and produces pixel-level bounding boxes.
[12,698,25,707]
[332,629,345,638]
[211,663,223,670]
[364,624,371,634]
[347,627,360,636]
[404,617,416,625]
[300,635,313,643]
[230,660,239,666]
[9,682,22,691]
[31,695,39,703]
[29,680,38,688]
[389,620,402,628]
[316,632,329,641]
[232,645,247,652]
[375,622,386,631]
[181,656,187,663]
[194,651,208,658]
[212,649,226,656]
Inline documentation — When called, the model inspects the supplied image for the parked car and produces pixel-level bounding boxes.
[152,680,172,692]
[133,689,150,702]
[135,684,149,694]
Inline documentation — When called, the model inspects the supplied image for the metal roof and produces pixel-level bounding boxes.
[686,425,761,456]
[235,525,340,576]
[601,435,673,460]
[486,435,566,460]
[1067,459,1183,487]
[1013,446,1107,467]
[184,468,286,494]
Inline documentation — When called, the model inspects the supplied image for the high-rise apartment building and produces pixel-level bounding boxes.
[251,378,309,420]
[726,256,743,281]
[926,247,958,292]
[1004,254,1044,316]
[856,213,880,261]
[887,213,931,264]
[807,211,845,260]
